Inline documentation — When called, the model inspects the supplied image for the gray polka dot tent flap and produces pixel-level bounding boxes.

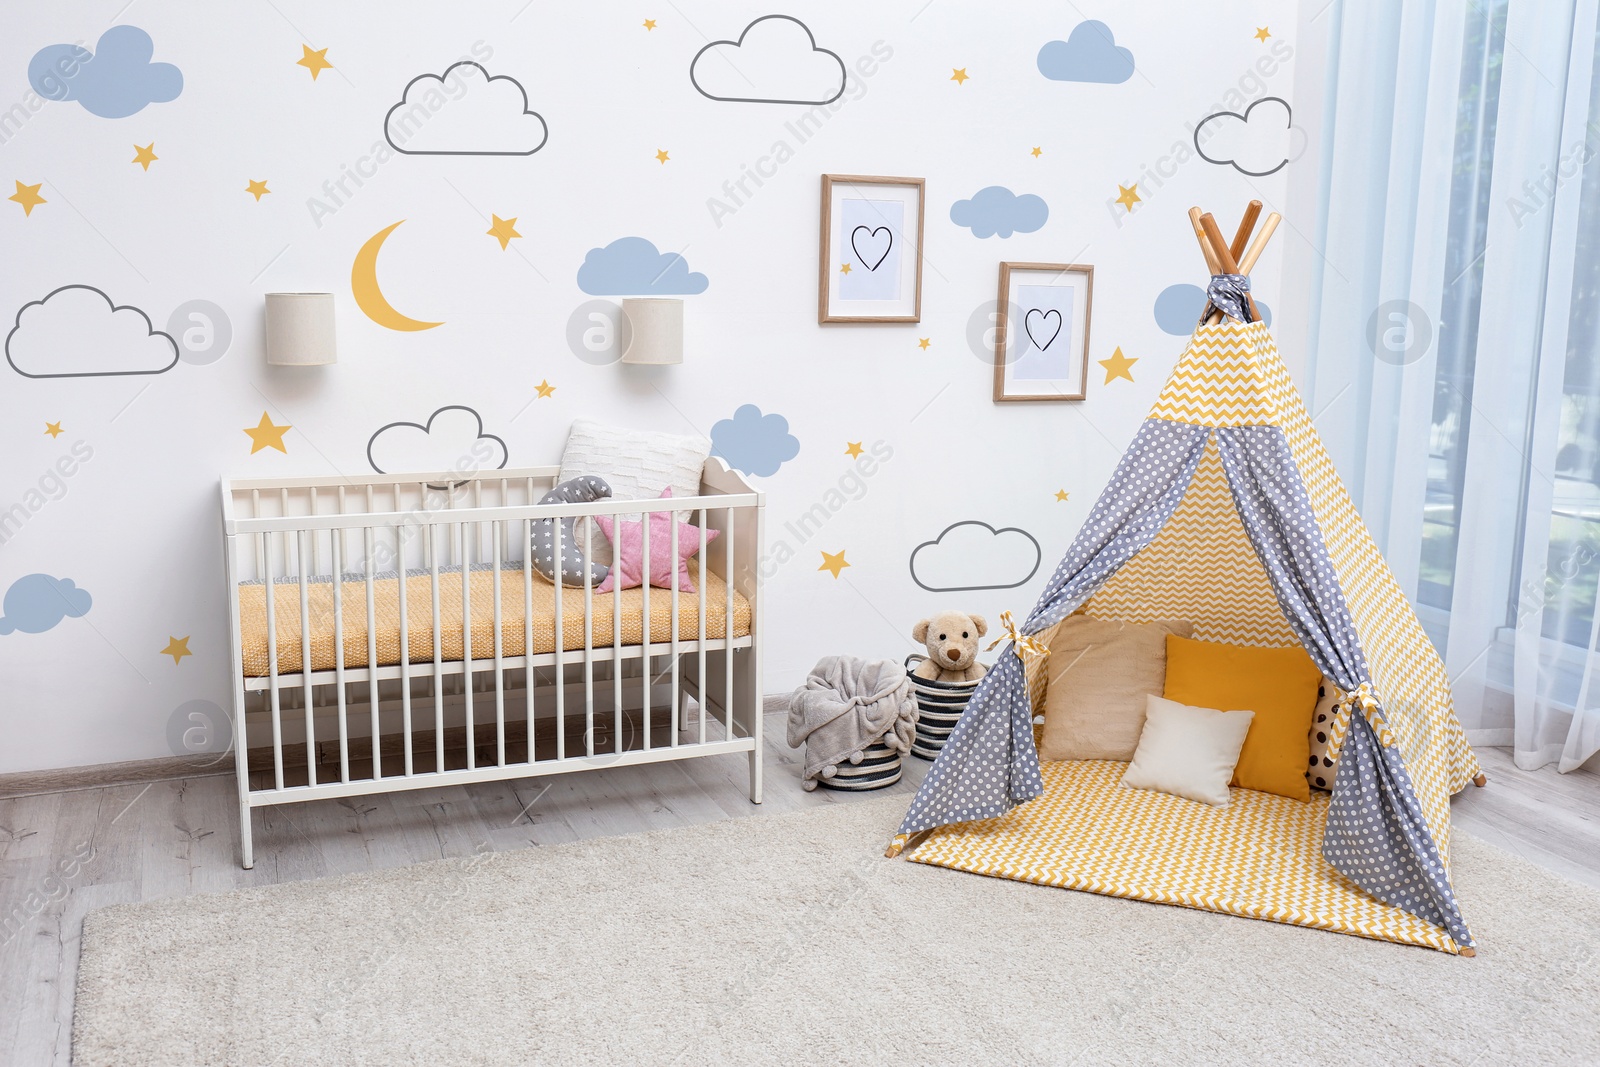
[892,317,1485,954]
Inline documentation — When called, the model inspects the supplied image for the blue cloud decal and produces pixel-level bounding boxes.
[1153,283,1272,335]
[710,404,800,477]
[1038,21,1135,84]
[949,187,1049,239]
[28,26,182,119]
[0,574,92,635]
[576,237,709,296]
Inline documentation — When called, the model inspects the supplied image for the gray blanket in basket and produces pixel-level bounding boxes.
[787,656,917,785]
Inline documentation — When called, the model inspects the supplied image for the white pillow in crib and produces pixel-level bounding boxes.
[557,418,712,565]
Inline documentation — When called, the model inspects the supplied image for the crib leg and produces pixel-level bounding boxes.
[239,798,255,870]
[748,749,763,804]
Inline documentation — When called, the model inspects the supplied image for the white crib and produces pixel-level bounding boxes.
[220,459,764,868]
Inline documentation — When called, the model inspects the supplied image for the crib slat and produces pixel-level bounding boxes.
[583,519,594,757]
[331,530,349,784]
[523,517,536,766]
[460,521,474,772]
[698,510,708,746]
[553,515,565,761]
[670,510,679,747]
[261,532,284,790]
[365,527,380,781]
[298,530,317,787]
[429,523,444,774]
[492,521,505,767]
[396,523,413,777]
[612,515,623,756]
[641,502,651,753]
[724,506,734,739]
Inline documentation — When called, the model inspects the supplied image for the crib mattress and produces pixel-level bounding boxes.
[238,561,751,678]
[907,759,1461,953]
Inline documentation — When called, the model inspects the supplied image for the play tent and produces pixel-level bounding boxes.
[891,210,1484,954]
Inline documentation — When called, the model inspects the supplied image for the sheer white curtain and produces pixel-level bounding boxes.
[1300,0,1600,773]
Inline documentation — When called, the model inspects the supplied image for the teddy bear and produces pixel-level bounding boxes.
[911,611,989,684]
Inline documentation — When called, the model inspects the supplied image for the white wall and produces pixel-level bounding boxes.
[0,1,1296,773]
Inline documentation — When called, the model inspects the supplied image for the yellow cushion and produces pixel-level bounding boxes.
[1162,635,1320,802]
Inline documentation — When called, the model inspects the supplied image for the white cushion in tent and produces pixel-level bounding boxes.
[1120,694,1254,806]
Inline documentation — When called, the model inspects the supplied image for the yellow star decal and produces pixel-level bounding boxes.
[1031,146,1042,158]
[1115,184,1141,211]
[297,44,333,80]
[643,19,657,30]
[1255,27,1272,42]
[1054,489,1070,502]
[244,412,291,454]
[844,442,864,459]
[917,337,931,350]
[132,143,158,170]
[246,179,270,201]
[1098,346,1138,384]
[819,550,850,579]
[161,636,192,664]
[535,379,556,398]
[45,421,63,438]
[950,68,969,85]
[655,149,670,164]
[9,180,45,215]
[840,262,852,274]
[486,214,522,250]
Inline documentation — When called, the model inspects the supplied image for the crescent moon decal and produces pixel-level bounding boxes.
[351,220,444,332]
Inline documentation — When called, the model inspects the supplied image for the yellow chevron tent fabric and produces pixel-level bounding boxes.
[907,318,1482,953]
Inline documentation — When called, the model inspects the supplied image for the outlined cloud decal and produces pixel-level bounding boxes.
[7,285,178,379]
[367,405,508,476]
[910,521,1042,592]
[0,574,92,635]
[576,237,709,295]
[384,62,548,156]
[1154,283,1271,334]
[28,26,182,118]
[710,404,800,477]
[950,187,1048,239]
[690,15,847,105]
[1194,97,1296,176]
[1037,21,1135,84]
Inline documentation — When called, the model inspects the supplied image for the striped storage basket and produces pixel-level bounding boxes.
[905,655,982,760]
[814,740,903,791]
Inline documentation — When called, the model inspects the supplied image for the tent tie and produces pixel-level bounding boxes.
[1202,272,1255,324]
[987,610,1048,663]
[1348,683,1397,748]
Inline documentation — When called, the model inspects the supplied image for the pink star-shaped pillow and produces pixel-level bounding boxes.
[594,488,719,594]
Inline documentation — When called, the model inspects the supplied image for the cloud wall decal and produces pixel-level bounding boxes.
[690,15,846,105]
[950,187,1049,239]
[1037,21,1135,84]
[6,285,178,379]
[28,26,182,118]
[367,405,508,477]
[710,404,801,477]
[384,62,548,155]
[1193,97,1294,176]
[577,237,709,295]
[0,574,93,635]
[1154,283,1272,335]
[909,521,1042,592]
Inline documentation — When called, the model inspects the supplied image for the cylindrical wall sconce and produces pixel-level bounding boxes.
[620,297,683,365]
[265,292,337,366]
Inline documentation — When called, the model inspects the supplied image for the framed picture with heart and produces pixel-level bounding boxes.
[818,174,925,323]
[992,261,1094,402]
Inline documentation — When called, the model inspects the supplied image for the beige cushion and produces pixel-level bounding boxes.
[1037,615,1195,761]
[1120,694,1255,806]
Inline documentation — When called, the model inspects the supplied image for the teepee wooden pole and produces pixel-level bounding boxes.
[1199,214,1240,273]
[1188,207,1221,275]
[1238,212,1281,275]
[1230,201,1263,262]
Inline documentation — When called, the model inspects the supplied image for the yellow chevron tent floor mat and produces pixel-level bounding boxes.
[906,760,1460,953]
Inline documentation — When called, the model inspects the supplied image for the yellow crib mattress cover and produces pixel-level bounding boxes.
[907,759,1460,954]
[238,561,751,677]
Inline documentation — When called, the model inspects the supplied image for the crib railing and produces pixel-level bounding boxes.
[221,462,764,868]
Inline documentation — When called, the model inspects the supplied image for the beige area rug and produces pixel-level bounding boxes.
[75,798,1600,1066]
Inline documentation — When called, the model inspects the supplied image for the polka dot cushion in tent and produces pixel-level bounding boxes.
[1308,679,1340,791]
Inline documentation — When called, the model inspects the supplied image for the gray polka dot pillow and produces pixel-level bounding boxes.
[1308,679,1340,791]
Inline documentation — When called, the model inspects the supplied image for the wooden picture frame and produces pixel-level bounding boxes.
[993,262,1094,402]
[818,174,925,323]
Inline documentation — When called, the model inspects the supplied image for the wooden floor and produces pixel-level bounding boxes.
[1,724,1595,1065]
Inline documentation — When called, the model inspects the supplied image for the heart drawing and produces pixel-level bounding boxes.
[1024,308,1062,351]
[850,226,893,271]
